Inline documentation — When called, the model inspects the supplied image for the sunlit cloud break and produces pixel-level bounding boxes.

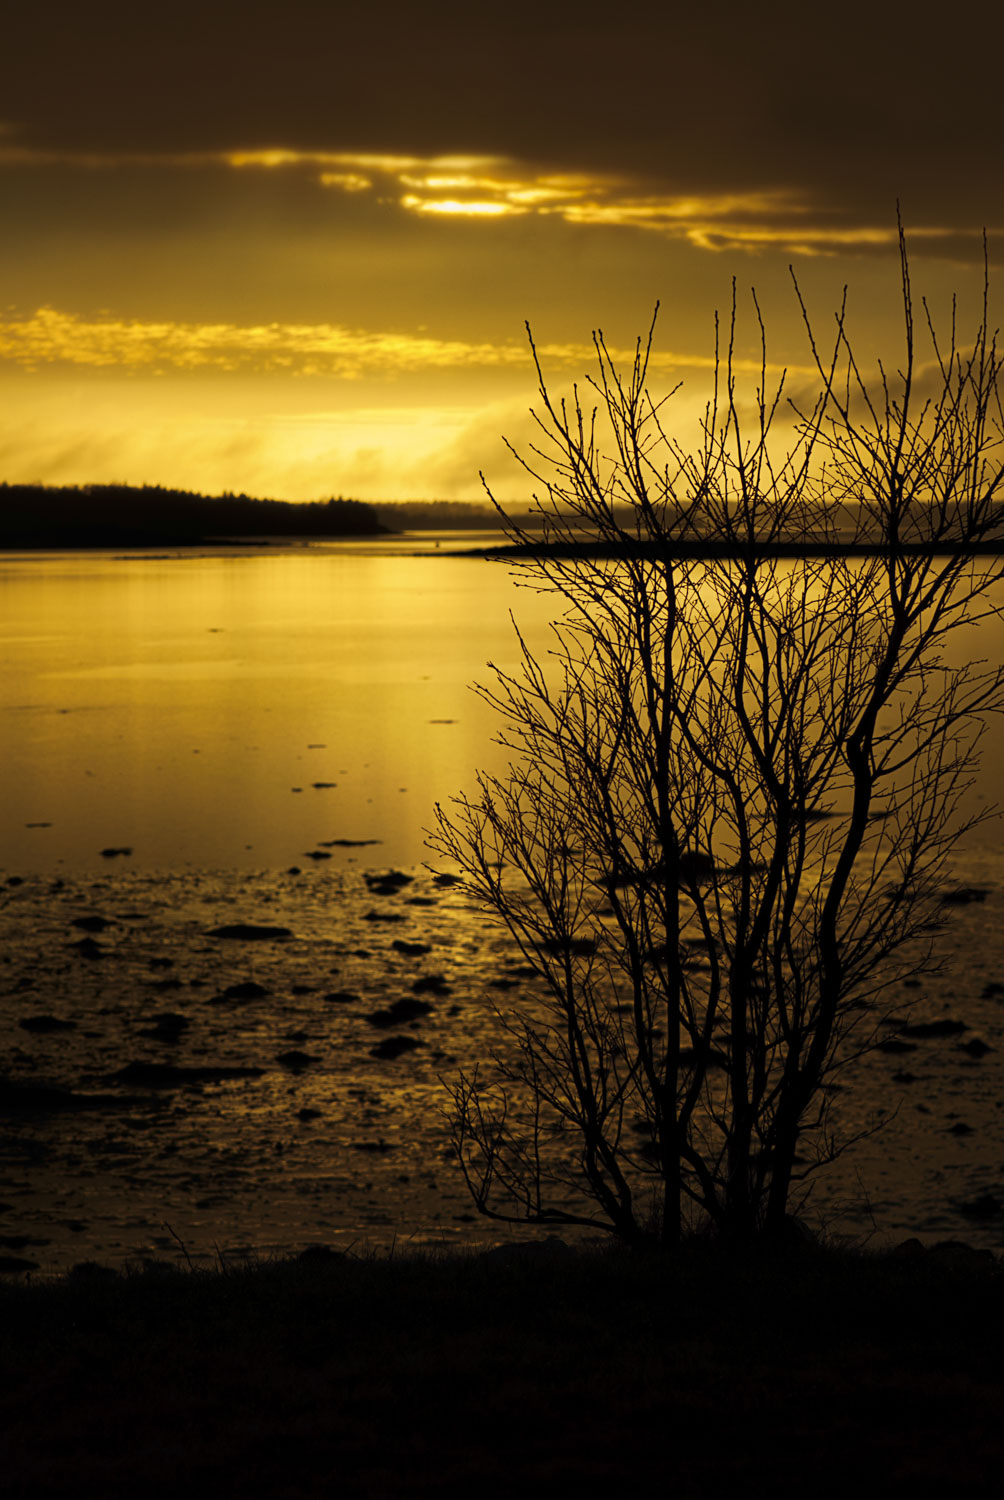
[0,140,975,256]
[0,307,807,379]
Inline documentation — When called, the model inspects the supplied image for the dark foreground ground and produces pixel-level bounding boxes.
[1,1238,1002,1498]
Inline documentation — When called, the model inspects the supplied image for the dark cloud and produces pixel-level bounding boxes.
[4,2,1002,229]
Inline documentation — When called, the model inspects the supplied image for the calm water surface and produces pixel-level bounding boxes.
[2,539,1004,1272]
[0,536,553,871]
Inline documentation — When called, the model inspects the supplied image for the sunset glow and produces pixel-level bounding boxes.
[0,4,1000,501]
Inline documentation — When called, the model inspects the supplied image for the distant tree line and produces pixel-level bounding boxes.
[0,483,389,547]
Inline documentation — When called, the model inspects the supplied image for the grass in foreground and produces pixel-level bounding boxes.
[1,1238,1002,1497]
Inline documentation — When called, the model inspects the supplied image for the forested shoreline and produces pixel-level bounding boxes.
[0,483,389,547]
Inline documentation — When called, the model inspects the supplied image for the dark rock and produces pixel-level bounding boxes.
[350,1139,393,1152]
[207,924,293,941]
[149,957,174,970]
[959,1038,993,1058]
[108,1062,264,1087]
[900,1018,967,1039]
[138,1012,190,1043]
[877,1037,916,1054]
[432,873,461,887]
[311,782,337,789]
[72,915,111,933]
[364,870,414,896]
[939,886,990,905]
[891,1071,918,1084]
[365,997,433,1029]
[99,847,133,859]
[71,937,105,960]
[276,1049,319,1070]
[369,1035,423,1060]
[5,876,23,887]
[362,910,404,923]
[543,936,597,957]
[324,990,360,1004]
[18,1015,76,1033]
[303,850,332,861]
[318,839,382,848]
[219,981,269,1002]
[291,984,313,995]
[297,1107,323,1121]
[981,981,1004,999]
[956,1193,1001,1219]
[948,1121,974,1135]
[147,977,183,991]
[489,977,518,990]
[412,974,452,996]
[392,939,432,957]
[405,897,437,907]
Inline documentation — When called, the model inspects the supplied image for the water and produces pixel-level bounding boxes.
[2,540,1004,1272]
[0,536,553,871]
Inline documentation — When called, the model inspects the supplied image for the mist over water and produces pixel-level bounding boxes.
[2,539,1004,1272]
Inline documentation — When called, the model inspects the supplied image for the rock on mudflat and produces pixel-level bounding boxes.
[215,981,270,1002]
[71,937,105,960]
[365,871,413,897]
[276,1050,319,1071]
[940,886,991,904]
[18,1015,77,1033]
[365,998,433,1029]
[207,924,293,941]
[72,915,111,933]
[957,1193,1002,1219]
[369,1035,424,1060]
[392,939,432,958]
[959,1038,993,1058]
[411,974,451,996]
[138,1012,190,1043]
[900,1018,967,1039]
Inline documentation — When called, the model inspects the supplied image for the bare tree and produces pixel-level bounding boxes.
[430,232,1004,1246]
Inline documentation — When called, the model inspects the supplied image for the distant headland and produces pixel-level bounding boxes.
[0,486,526,548]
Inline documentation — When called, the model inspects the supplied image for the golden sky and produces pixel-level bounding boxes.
[1,1,1001,502]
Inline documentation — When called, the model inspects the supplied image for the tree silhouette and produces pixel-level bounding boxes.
[431,231,1004,1246]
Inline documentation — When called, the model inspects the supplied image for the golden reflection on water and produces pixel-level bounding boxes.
[0,544,558,872]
